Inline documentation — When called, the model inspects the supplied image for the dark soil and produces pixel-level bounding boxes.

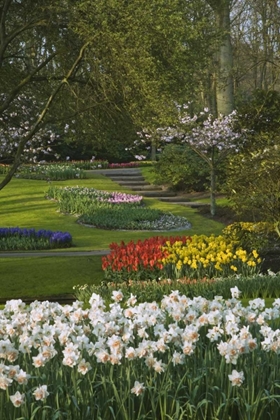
[260,251,280,274]
[197,204,237,226]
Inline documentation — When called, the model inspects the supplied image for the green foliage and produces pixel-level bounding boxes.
[226,147,280,224]
[237,90,280,139]
[0,165,9,174]
[78,207,163,230]
[79,209,190,231]
[225,91,280,224]
[74,273,280,305]
[72,0,217,129]
[153,144,208,191]
[94,140,136,163]
[0,236,56,251]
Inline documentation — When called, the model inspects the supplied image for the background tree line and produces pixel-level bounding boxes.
[1,0,280,223]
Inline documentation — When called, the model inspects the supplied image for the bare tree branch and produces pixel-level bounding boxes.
[0,42,89,191]
[0,52,57,114]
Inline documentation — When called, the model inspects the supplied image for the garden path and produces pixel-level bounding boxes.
[92,167,210,208]
[0,250,109,258]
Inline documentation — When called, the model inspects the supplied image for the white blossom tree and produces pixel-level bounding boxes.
[158,107,244,216]
[0,93,59,162]
[0,42,88,191]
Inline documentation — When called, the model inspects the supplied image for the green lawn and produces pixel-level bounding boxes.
[0,256,104,301]
[0,172,225,300]
[0,173,225,250]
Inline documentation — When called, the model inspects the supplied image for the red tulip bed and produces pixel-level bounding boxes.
[102,235,191,282]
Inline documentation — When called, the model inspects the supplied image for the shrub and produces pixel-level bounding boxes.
[226,91,280,225]
[226,150,280,225]
[222,222,278,252]
[0,164,10,174]
[153,144,208,191]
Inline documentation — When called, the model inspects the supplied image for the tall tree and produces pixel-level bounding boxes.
[71,0,217,128]
[231,0,280,96]
[205,0,234,115]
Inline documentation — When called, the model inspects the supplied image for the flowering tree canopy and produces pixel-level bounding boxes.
[155,106,245,215]
[160,106,242,160]
[0,93,59,163]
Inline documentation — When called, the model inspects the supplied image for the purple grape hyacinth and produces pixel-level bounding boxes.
[0,227,72,249]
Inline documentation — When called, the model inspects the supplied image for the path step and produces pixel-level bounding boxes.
[115,181,150,188]
[93,169,142,176]
[90,168,210,205]
[164,201,210,207]
[134,190,177,197]
[158,196,191,202]
[129,185,163,191]
[105,175,146,182]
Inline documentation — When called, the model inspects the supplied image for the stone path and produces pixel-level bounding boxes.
[93,167,210,207]
[0,250,109,258]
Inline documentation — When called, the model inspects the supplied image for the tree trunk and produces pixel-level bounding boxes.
[151,140,157,161]
[207,0,234,115]
[210,161,216,216]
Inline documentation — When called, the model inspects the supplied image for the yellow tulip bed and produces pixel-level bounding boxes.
[162,234,262,279]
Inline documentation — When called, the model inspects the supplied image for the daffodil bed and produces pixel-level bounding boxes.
[1,290,280,419]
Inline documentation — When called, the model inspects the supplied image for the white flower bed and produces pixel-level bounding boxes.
[0,289,280,419]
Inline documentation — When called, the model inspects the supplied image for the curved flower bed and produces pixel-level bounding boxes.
[108,162,141,168]
[0,227,72,250]
[0,291,280,419]
[47,186,143,206]
[15,160,109,180]
[46,186,191,231]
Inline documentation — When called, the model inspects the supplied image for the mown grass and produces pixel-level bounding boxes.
[0,172,225,300]
[0,256,104,300]
[0,173,225,250]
